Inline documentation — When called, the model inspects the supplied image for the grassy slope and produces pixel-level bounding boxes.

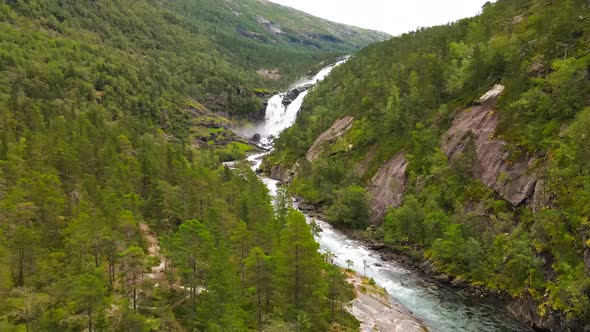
[224,0,390,50]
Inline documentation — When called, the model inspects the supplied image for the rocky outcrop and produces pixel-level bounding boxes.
[256,16,283,34]
[478,84,505,104]
[506,294,584,332]
[306,116,354,161]
[367,153,408,224]
[282,84,312,106]
[346,272,427,332]
[256,68,280,80]
[441,86,537,206]
[269,164,286,181]
[267,161,300,184]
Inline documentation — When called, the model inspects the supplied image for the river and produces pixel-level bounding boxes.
[241,60,532,332]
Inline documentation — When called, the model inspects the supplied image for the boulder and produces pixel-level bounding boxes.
[236,86,247,96]
[269,165,286,181]
[434,274,451,283]
[282,85,312,106]
[297,201,317,212]
[268,161,299,184]
[250,133,261,143]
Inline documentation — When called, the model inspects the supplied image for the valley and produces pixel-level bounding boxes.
[247,60,531,332]
[1,0,589,331]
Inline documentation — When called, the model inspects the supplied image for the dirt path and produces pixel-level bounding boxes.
[139,223,167,284]
[346,272,428,332]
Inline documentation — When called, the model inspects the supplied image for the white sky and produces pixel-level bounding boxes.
[268,0,491,36]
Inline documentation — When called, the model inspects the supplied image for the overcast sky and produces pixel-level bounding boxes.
[268,0,491,36]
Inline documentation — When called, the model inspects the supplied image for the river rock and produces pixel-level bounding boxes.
[450,277,470,288]
[434,274,451,283]
[250,133,261,143]
[297,201,317,212]
[420,260,435,274]
[282,84,312,106]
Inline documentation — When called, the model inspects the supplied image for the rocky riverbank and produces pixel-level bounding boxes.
[345,232,585,332]
[345,271,427,332]
[291,196,581,332]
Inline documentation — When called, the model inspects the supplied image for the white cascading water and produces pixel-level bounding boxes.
[256,91,308,146]
[242,60,531,332]
[239,59,346,148]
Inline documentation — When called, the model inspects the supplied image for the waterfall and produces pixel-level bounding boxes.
[240,59,346,148]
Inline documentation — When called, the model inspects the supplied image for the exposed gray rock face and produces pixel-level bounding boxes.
[268,161,299,184]
[256,16,283,34]
[346,273,427,332]
[306,116,354,161]
[367,153,408,224]
[441,86,537,206]
[269,165,286,182]
[478,84,505,103]
[282,84,312,106]
[507,294,576,332]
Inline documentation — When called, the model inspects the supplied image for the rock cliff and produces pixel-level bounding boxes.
[441,86,538,206]
[306,116,354,161]
[367,153,408,224]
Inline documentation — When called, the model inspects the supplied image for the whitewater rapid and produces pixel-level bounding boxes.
[244,60,531,332]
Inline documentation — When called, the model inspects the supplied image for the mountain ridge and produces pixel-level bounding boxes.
[230,0,391,48]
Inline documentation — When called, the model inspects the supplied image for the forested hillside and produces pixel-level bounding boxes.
[0,0,380,330]
[265,0,590,329]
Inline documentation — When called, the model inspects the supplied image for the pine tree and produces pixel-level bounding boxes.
[119,246,146,311]
[274,209,327,325]
[166,219,214,298]
[70,272,108,332]
[244,247,273,329]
